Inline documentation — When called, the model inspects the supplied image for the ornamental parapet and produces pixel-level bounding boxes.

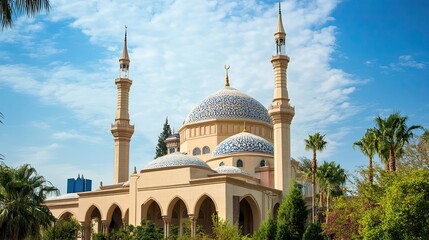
[268,102,295,124]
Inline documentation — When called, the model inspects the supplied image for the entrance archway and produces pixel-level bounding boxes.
[195,195,217,235]
[273,202,280,220]
[142,199,164,229]
[239,196,260,235]
[85,205,102,235]
[107,205,123,232]
[168,197,189,236]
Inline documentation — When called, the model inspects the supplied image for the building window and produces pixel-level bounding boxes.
[202,146,210,154]
[192,147,201,155]
[219,162,224,166]
[260,159,267,167]
[169,147,175,154]
[236,159,243,168]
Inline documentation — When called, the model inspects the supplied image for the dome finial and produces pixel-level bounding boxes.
[243,121,248,132]
[224,65,230,87]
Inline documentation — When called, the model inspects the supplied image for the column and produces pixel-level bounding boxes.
[189,214,197,237]
[80,221,91,240]
[162,216,170,238]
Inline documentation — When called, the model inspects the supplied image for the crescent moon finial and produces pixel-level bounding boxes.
[224,65,230,87]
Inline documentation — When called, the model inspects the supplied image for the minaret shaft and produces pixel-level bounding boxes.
[269,4,295,195]
[111,30,134,184]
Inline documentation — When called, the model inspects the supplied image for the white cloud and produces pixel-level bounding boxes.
[0,0,361,189]
[380,54,425,72]
[52,130,102,143]
[398,55,425,69]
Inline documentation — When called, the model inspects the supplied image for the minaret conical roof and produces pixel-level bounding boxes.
[120,28,130,61]
[276,2,285,34]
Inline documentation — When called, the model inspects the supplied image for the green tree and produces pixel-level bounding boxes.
[316,161,347,217]
[372,112,421,172]
[44,217,81,240]
[135,220,164,240]
[304,132,328,223]
[398,130,429,170]
[276,182,308,240]
[297,157,312,182]
[252,212,276,240]
[211,215,243,240]
[155,117,172,158]
[355,168,429,239]
[0,112,3,160]
[1,0,50,30]
[379,169,429,239]
[353,129,377,183]
[0,163,59,240]
[323,196,360,240]
[303,223,324,240]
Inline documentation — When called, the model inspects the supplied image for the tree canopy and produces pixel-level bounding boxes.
[1,0,50,30]
[155,117,172,158]
[0,163,58,240]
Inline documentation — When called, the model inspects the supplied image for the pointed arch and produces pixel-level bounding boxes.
[58,210,75,220]
[106,203,123,232]
[167,196,190,236]
[106,203,124,222]
[272,202,280,220]
[141,197,163,229]
[194,194,217,235]
[239,194,261,235]
[141,197,164,219]
[84,204,103,223]
[84,204,103,235]
[167,196,190,218]
[193,193,218,215]
[123,208,129,225]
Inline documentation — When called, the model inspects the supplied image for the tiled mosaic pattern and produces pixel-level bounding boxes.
[213,132,274,156]
[185,87,271,124]
[144,153,210,169]
[215,166,250,176]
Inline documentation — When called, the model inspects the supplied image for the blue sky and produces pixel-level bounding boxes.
[0,0,428,193]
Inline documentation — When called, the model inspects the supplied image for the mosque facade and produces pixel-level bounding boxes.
[45,6,310,239]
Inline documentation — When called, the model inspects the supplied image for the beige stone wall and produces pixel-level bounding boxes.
[179,119,273,162]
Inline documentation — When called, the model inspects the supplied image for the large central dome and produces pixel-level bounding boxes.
[185,87,271,124]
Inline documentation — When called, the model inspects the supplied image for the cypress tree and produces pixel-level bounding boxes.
[155,117,172,158]
[276,182,309,240]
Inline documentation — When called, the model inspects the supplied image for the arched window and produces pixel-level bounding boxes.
[193,147,201,155]
[260,159,267,167]
[202,146,210,154]
[236,159,243,168]
[169,147,175,154]
[219,162,224,166]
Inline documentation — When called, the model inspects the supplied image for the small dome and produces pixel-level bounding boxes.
[144,153,210,170]
[213,132,274,156]
[185,87,271,124]
[215,166,250,176]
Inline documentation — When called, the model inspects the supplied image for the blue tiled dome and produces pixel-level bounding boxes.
[215,166,251,176]
[185,87,271,124]
[144,153,210,170]
[213,132,274,156]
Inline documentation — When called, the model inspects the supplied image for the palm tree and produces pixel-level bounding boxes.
[323,162,346,213]
[304,132,328,223]
[373,113,421,172]
[297,157,312,182]
[353,130,377,183]
[1,0,50,30]
[0,163,59,240]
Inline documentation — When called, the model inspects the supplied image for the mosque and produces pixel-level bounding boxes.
[45,6,311,239]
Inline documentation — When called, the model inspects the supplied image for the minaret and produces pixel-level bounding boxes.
[111,28,134,183]
[268,3,295,194]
